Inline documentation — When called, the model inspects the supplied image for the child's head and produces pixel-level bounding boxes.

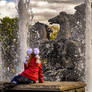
[26,48,33,56]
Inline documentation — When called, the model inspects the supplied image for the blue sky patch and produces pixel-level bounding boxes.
[6,0,13,2]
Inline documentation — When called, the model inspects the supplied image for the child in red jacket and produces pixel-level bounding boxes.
[11,48,44,84]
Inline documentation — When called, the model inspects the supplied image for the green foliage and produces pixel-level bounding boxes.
[0,17,18,68]
[0,17,18,44]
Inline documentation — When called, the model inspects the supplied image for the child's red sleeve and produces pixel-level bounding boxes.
[38,63,44,83]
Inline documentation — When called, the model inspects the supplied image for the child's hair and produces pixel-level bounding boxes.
[26,54,32,66]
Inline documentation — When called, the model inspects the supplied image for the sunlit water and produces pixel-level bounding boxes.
[17,0,30,73]
[0,42,3,81]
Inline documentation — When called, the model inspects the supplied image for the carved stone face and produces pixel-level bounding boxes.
[48,12,68,25]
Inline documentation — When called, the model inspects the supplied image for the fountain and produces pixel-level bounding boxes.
[85,0,92,91]
[0,1,89,92]
[10,0,86,82]
[17,0,32,73]
[28,6,86,82]
[0,0,88,85]
[28,22,52,48]
[0,42,3,81]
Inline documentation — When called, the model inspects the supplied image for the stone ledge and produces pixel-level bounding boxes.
[0,81,86,92]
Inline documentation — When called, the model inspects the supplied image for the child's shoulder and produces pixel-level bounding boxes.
[36,59,41,64]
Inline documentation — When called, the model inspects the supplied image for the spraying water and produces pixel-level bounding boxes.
[16,0,87,84]
[0,42,3,81]
[85,0,92,92]
[17,0,32,73]
[17,0,29,73]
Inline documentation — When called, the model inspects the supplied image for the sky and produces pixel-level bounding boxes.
[28,0,83,24]
[0,0,86,23]
[6,0,12,2]
[0,0,17,18]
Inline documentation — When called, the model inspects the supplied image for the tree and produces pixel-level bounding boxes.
[0,17,18,43]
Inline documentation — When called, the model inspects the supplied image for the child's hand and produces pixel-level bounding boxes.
[22,55,30,64]
[25,56,29,60]
[23,60,27,64]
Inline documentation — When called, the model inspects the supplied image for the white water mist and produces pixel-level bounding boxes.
[17,0,30,73]
[0,42,3,81]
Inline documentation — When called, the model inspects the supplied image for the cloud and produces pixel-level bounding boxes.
[29,0,77,24]
[46,0,84,4]
[0,0,18,18]
[30,0,92,24]
[30,0,85,4]
[32,8,57,14]
[0,0,6,6]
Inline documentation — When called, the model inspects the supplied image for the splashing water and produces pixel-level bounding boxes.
[17,0,29,73]
[0,42,3,80]
[17,0,32,73]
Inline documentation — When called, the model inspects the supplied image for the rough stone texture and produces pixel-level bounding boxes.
[64,90,75,92]
[28,3,89,82]
[28,11,82,82]
[75,88,85,92]
[28,22,52,48]
[0,82,85,92]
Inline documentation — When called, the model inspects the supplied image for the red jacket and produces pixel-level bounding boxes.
[19,56,44,83]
